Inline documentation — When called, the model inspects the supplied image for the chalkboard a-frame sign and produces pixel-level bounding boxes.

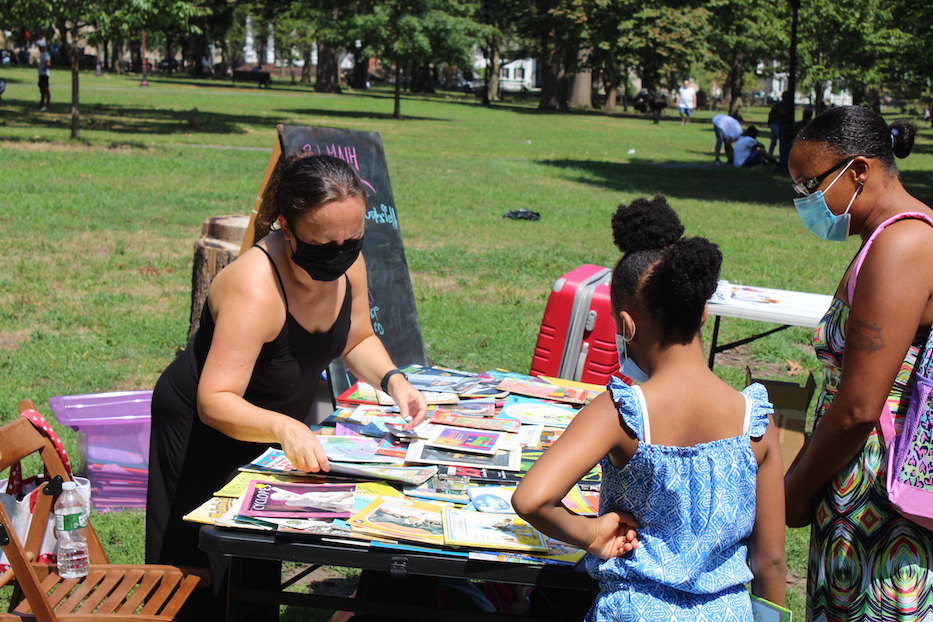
[275,124,427,394]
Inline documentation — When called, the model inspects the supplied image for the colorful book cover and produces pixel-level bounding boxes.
[497,379,588,404]
[750,595,793,621]
[561,484,598,516]
[375,435,409,459]
[183,496,240,525]
[405,441,522,471]
[429,411,521,433]
[349,496,446,546]
[501,398,579,428]
[317,436,394,463]
[214,471,326,498]
[440,400,497,418]
[442,508,549,552]
[466,486,516,513]
[423,425,507,455]
[242,448,438,485]
[238,481,356,518]
[402,475,471,504]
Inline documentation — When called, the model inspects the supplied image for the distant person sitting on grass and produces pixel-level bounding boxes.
[732,127,778,168]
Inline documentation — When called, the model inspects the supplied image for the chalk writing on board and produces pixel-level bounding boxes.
[302,142,376,194]
[366,204,399,230]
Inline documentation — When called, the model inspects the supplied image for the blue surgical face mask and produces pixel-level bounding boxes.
[615,328,649,384]
[793,159,860,242]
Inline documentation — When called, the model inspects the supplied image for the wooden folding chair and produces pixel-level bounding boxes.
[0,407,210,621]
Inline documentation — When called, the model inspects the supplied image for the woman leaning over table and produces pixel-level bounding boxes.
[785,106,933,621]
[145,153,427,619]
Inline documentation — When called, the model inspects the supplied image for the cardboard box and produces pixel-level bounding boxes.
[745,368,816,473]
[49,391,151,512]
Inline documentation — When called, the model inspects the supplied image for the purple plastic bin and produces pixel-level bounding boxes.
[49,391,151,512]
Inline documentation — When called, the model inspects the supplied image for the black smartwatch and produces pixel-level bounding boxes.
[380,369,407,394]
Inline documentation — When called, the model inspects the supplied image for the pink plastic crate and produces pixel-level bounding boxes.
[49,391,151,512]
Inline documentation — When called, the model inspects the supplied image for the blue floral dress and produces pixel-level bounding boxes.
[584,378,772,622]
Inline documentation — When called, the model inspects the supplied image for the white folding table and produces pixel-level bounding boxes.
[706,283,834,368]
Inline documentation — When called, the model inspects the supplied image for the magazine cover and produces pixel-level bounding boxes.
[349,496,446,546]
[183,496,240,525]
[214,472,325,498]
[405,441,522,471]
[423,425,507,455]
[467,486,516,513]
[429,411,521,433]
[496,379,588,404]
[239,481,356,518]
[442,508,549,552]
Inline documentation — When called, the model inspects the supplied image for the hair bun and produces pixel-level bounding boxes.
[889,120,916,159]
[611,195,685,253]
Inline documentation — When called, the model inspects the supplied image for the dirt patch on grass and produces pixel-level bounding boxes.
[715,343,814,381]
[0,329,30,351]
[0,137,148,152]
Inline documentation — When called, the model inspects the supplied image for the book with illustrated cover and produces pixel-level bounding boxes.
[750,595,792,621]
[375,435,409,459]
[497,379,588,405]
[468,537,585,566]
[183,496,240,525]
[429,410,521,433]
[349,496,446,546]
[214,472,326,498]
[501,396,579,428]
[402,475,471,504]
[242,448,438,485]
[238,480,356,519]
[442,508,549,552]
[337,381,460,406]
[405,441,522,471]
[423,425,507,455]
[316,435,402,463]
[466,486,515,513]
[537,376,606,399]
[440,400,497,418]
[561,484,598,516]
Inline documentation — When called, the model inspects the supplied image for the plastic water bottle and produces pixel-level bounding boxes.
[54,481,89,579]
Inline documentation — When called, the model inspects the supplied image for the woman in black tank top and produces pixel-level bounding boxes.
[146,154,428,620]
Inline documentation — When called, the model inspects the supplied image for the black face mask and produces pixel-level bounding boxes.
[290,234,364,281]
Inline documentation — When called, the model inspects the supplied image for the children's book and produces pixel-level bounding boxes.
[337,381,460,406]
[238,481,356,519]
[429,410,521,433]
[423,425,507,455]
[466,486,515,513]
[214,472,326,498]
[405,441,522,471]
[497,379,588,404]
[242,448,438,485]
[349,496,446,546]
[561,484,598,516]
[183,496,240,525]
[537,376,606,401]
[317,436,398,463]
[375,435,409,459]
[442,508,549,552]
[501,397,579,428]
[439,400,497,418]
[468,537,585,566]
[750,595,793,621]
[402,475,471,504]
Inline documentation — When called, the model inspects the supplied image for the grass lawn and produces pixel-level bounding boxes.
[3,65,933,619]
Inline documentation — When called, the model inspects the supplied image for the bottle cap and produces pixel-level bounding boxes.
[61,481,76,491]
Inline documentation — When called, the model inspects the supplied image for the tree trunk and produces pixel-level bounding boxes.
[394,65,402,119]
[315,44,342,93]
[411,62,435,93]
[70,23,80,140]
[485,37,501,104]
[188,216,248,345]
[568,48,592,109]
[813,81,828,115]
[726,52,745,120]
[539,49,568,111]
[603,78,619,112]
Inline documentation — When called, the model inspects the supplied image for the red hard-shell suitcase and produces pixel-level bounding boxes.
[530,265,623,385]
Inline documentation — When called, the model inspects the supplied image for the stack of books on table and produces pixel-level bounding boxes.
[185,366,608,566]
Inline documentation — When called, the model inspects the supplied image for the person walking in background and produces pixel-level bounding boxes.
[36,39,50,111]
[785,105,933,621]
[513,196,786,621]
[677,80,697,126]
[767,96,788,155]
[733,126,778,168]
[711,113,743,165]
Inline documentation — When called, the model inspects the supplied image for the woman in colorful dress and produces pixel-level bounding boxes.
[513,196,787,621]
[785,105,933,620]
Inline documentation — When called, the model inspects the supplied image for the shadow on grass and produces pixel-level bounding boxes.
[538,158,796,206]
[277,107,442,122]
